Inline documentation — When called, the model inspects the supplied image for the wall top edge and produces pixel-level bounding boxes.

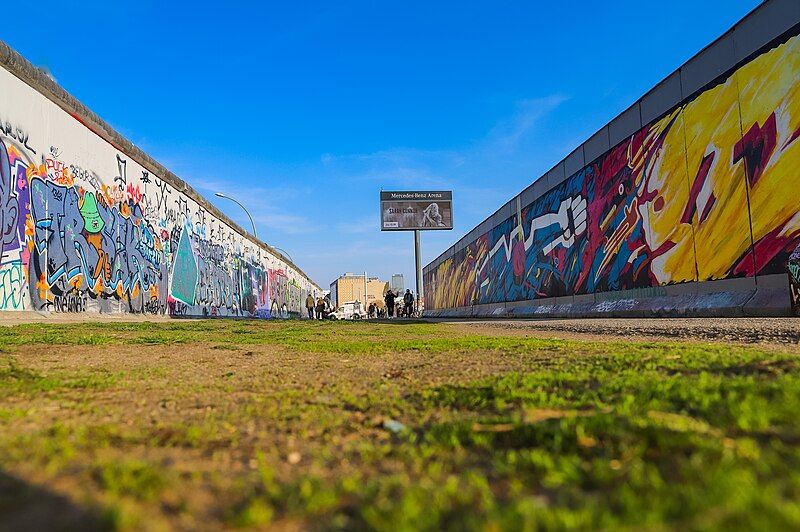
[0,40,320,291]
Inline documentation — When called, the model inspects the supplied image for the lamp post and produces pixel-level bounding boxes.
[271,246,293,263]
[215,192,257,238]
[215,193,296,265]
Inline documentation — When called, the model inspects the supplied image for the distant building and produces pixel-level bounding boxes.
[330,273,389,308]
[391,274,404,294]
[329,284,337,307]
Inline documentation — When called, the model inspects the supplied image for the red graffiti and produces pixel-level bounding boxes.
[682,152,716,224]
[734,112,777,188]
[127,183,143,204]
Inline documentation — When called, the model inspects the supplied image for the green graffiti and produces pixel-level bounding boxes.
[80,192,105,234]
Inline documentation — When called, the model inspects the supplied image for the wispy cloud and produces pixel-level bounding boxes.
[299,95,570,281]
[317,94,569,193]
[191,177,316,235]
[320,148,460,189]
[148,93,570,285]
[484,95,569,153]
[303,239,409,261]
[336,215,379,235]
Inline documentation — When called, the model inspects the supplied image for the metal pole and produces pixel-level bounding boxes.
[414,230,422,315]
[271,246,293,263]
[215,192,257,239]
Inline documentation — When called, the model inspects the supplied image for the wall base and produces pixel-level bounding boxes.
[424,275,793,319]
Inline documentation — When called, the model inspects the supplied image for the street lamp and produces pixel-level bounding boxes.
[215,193,294,264]
[215,192,257,238]
[271,246,293,263]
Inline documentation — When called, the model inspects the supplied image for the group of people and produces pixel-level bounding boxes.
[378,288,416,318]
[305,294,328,320]
[307,288,417,320]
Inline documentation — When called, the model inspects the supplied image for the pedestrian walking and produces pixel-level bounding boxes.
[316,297,325,320]
[305,294,315,319]
[384,290,396,318]
[403,289,414,317]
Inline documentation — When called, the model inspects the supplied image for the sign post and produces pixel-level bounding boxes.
[380,191,453,316]
[414,229,422,314]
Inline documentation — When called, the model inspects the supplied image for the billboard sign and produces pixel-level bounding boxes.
[380,191,453,231]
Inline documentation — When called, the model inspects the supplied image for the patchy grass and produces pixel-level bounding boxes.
[93,459,169,502]
[0,358,123,397]
[0,319,798,530]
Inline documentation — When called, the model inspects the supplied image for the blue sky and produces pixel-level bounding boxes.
[8,0,761,290]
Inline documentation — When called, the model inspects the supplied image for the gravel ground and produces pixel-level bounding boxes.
[442,317,800,347]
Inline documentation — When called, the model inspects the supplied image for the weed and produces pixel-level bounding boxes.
[93,459,168,502]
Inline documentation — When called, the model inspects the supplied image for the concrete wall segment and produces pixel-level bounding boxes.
[609,103,643,147]
[583,126,610,165]
[733,0,800,63]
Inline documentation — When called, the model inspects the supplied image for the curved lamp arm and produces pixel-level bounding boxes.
[271,246,293,263]
[215,192,257,239]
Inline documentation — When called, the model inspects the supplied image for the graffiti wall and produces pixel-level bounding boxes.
[425,24,800,310]
[0,63,320,316]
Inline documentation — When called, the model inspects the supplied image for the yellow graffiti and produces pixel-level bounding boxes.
[647,32,800,281]
[739,33,800,260]
[430,237,488,308]
[36,274,50,302]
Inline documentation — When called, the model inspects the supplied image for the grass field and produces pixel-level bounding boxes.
[0,319,799,530]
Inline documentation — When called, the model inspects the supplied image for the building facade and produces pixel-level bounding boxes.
[330,273,389,308]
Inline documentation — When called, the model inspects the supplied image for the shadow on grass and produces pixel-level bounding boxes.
[0,471,112,531]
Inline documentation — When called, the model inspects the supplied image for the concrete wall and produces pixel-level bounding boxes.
[0,41,321,317]
[424,0,800,317]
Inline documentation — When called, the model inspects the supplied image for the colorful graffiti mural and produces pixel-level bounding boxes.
[0,65,320,316]
[425,26,800,310]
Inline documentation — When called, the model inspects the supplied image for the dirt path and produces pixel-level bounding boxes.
[3,311,798,348]
[443,317,800,349]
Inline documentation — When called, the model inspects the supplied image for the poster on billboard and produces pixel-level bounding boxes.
[380,191,453,231]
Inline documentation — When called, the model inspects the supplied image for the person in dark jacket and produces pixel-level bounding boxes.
[384,290,396,318]
[403,289,414,317]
